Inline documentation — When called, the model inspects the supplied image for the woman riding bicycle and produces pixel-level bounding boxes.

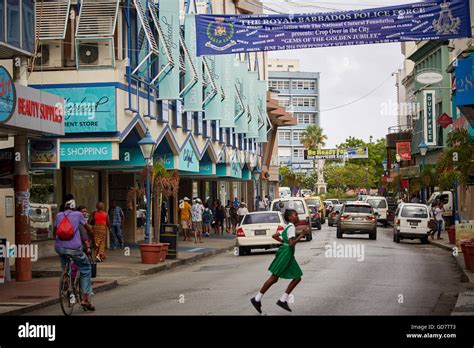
[54,198,95,311]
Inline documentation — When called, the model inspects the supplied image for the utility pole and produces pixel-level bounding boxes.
[14,57,31,281]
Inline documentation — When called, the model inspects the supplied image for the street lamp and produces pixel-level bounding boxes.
[253,167,262,210]
[418,141,428,204]
[138,130,157,243]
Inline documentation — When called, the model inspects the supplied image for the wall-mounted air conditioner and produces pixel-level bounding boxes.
[76,38,114,68]
[34,42,63,68]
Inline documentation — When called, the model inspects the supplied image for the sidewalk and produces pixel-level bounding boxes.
[1,234,236,315]
[428,229,474,315]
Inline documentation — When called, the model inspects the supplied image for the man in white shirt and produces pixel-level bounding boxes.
[432,202,444,240]
[237,203,249,224]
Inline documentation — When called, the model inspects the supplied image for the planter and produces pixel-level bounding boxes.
[139,243,170,264]
[446,226,456,245]
[465,243,474,272]
[460,240,473,271]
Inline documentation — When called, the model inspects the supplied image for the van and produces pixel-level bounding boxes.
[393,203,432,244]
[305,196,325,223]
[270,197,312,241]
[427,191,454,225]
[364,196,389,227]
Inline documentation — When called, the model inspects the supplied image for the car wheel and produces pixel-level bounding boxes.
[394,232,400,243]
[328,220,333,227]
[383,222,389,228]
[317,222,322,230]
[306,231,313,241]
[369,231,377,240]
[421,236,429,244]
[321,218,326,224]
[239,247,246,256]
[336,228,343,239]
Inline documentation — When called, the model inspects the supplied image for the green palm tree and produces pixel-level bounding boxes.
[301,125,328,192]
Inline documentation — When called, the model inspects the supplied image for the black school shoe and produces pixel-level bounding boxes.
[276,300,292,312]
[250,297,262,313]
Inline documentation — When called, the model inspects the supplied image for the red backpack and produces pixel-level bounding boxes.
[57,211,75,241]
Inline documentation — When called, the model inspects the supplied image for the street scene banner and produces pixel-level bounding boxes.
[305,147,369,160]
[396,141,411,161]
[195,0,471,56]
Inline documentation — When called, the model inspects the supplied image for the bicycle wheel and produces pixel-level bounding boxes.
[59,266,75,316]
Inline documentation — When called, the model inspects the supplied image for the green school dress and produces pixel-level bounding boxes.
[268,223,303,279]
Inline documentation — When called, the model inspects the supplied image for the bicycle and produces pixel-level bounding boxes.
[59,255,84,316]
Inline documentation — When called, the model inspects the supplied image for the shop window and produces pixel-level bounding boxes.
[193,113,200,135]
[7,0,20,48]
[211,120,217,140]
[22,0,35,52]
[29,171,62,241]
[72,170,99,214]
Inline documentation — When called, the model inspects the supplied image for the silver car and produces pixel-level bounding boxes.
[337,202,377,240]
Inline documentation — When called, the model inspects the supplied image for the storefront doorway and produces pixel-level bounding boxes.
[72,170,99,213]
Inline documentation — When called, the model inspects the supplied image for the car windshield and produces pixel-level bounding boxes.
[366,198,387,208]
[242,213,281,225]
[329,200,339,204]
[333,204,343,212]
[401,206,428,219]
[308,205,317,213]
[273,200,306,214]
[344,205,373,214]
[305,199,320,208]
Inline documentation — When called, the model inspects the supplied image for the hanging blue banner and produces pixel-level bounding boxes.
[195,0,471,56]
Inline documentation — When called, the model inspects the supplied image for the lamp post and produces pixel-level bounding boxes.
[253,167,261,211]
[418,141,428,204]
[138,130,157,243]
[395,153,401,196]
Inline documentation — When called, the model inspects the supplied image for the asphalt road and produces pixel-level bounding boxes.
[29,223,464,315]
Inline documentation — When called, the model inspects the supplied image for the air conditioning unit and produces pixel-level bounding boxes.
[34,42,63,68]
[77,39,113,67]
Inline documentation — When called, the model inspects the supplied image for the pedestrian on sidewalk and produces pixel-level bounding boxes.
[202,202,214,237]
[108,200,125,249]
[89,202,111,262]
[54,199,95,311]
[229,204,239,234]
[258,197,266,212]
[78,206,94,251]
[432,202,444,240]
[214,200,226,236]
[179,197,192,241]
[225,200,232,233]
[237,202,249,225]
[250,209,309,314]
[265,195,270,210]
[233,197,240,209]
[191,198,205,243]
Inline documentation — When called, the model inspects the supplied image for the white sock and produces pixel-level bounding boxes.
[280,293,289,302]
[255,292,264,302]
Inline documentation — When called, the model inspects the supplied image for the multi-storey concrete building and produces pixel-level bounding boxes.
[268,59,320,173]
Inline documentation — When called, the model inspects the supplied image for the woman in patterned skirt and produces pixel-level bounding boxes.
[250,209,309,313]
[89,202,111,262]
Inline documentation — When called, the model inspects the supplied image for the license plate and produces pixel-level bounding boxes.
[353,217,363,221]
[410,222,418,226]
[254,230,266,236]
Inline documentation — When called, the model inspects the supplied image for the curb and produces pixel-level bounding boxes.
[3,244,235,314]
[2,279,118,316]
[428,239,454,252]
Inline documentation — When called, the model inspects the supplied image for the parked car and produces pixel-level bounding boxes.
[364,196,390,227]
[337,202,377,240]
[328,204,343,226]
[326,199,340,205]
[271,197,312,241]
[393,203,432,244]
[305,196,325,224]
[236,211,286,255]
[308,204,322,230]
[300,189,312,197]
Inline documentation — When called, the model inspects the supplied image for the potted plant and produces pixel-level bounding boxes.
[460,239,474,271]
[446,225,456,245]
[464,242,474,272]
[128,161,180,264]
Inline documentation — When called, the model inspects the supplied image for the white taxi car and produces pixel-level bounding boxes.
[236,211,286,256]
[393,203,432,244]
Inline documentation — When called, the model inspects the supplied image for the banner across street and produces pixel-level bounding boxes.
[196,0,471,56]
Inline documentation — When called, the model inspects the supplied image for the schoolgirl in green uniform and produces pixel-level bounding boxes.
[251,209,309,313]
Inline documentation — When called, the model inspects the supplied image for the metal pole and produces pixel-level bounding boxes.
[145,161,151,243]
[421,158,425,204]
[454,175,459,223]
[14,57,31,281]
